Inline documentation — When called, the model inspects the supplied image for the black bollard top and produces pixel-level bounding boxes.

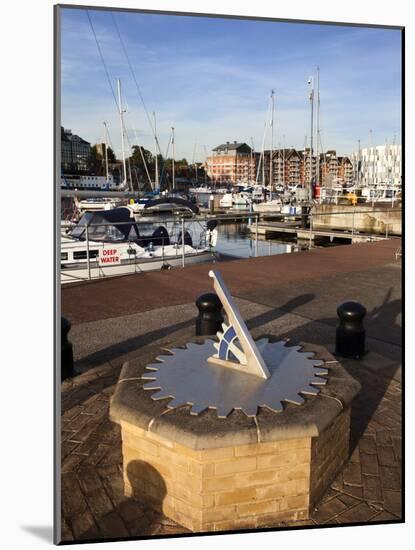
[337,301,367,322]
[196,293,222,313]
[62,316,71,337]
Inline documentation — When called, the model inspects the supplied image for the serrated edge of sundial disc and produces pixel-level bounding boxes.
[215,405,233,418]
[285,344,301,352]
[149,389,174,400]
[159,347,175,354]
[142,381,161,391]
[166,397,186,409]
[189,403,208,415]
[141,374,157,382]
[300,385,320,395]
[256,338,269,346]
[284,394,305,405]
[186,342,198,349]
[238,404,258,417]
[260,401,284,413]
[312,373,329,383]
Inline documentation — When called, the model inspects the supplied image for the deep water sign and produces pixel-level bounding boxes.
[99,247,121,265]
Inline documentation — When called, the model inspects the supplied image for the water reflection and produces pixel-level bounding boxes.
[215,223,294,259]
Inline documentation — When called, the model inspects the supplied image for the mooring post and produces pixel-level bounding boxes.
[309,212,313,249]
[335,301,367,359]
[255,214,259,257]
[301,205,308,229]
[85,223,91,281]
[181,217,185,267]
[385,208,389,239]
[61,317,74,381]
[195,293,223,336]
[209,194,215,214]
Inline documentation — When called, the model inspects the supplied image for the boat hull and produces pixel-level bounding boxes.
[61,250,214,284]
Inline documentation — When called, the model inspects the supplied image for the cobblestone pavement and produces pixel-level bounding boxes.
[60,356,401,542]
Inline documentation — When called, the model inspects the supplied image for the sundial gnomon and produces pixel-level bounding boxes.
[142,270,328,418]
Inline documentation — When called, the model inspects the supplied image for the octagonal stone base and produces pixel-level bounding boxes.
[110,343,360,533]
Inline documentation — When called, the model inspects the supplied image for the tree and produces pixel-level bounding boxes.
[87,145,117,175]
[87,145,103,175]
[106,146,116,163]
[129,145,154,171]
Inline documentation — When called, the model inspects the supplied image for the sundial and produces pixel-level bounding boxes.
[142,270,328,418]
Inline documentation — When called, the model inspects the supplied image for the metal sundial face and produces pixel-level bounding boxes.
[142,338,328,418]
[142,269,329,419]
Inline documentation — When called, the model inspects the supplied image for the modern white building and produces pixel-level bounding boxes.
[350,145,401,186]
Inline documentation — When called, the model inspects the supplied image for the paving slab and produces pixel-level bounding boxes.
[62,239,401,325]
[59,238,402,541]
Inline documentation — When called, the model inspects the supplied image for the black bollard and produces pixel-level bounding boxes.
[335,301,367,359]
[209,194,215,214]
[196,293,223,336]
[301,205,309,229]
[61,317,74,381]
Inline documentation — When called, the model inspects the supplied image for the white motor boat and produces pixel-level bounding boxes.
[60,207,216,284]
[219,192,251,209]
[75,196,125,214]
[253,199,282,213]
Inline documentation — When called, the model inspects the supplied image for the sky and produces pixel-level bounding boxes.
[60,7,402,162]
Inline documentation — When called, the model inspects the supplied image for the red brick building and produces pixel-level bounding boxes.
[208,142,352,188]
[207,142,256,185]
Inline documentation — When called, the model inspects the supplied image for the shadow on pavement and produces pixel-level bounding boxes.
[75,318,194,371]
[255,288,401,456]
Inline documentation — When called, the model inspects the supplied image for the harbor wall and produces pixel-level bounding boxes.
[311,204,402,236]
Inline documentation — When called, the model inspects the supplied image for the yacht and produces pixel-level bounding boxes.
[61,207,216,284]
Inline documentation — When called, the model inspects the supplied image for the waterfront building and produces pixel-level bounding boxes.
[208,141,353,189]
[319,150,339,186]
[263,148,302,186]
[282,149,303,186]
[207,142,256,185]
[316,151,353,186]
[338,156,354,185]
[61,127,90,173]
[299,149,317,187]
[350,145,401,186]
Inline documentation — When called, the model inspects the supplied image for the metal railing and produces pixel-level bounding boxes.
[60,207,401,283]
[61,215,218,282]
[307,207,402,247]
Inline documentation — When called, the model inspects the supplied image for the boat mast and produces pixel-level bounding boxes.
[204,145,208,185]
[282,135,285,186]
[369,128,374,188]
[316,67,320,189]
[308,76,314,201]
[192,139,198,185]
[269,89,275,197]
[153,112,158,192]
[117,79,128,188]
[171,127,175,191]
[103,121,109,181]
[250,137,254,184]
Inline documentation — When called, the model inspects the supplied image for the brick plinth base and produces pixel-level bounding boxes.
[110,344,360,533]
[119,407,351,532]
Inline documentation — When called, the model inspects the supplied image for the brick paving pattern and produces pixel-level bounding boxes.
[60,241,401,541]
[60,358,401,542]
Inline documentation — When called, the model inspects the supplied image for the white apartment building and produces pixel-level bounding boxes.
[350,145,401,186]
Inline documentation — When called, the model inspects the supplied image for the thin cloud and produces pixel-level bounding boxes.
[60,8,402,160]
